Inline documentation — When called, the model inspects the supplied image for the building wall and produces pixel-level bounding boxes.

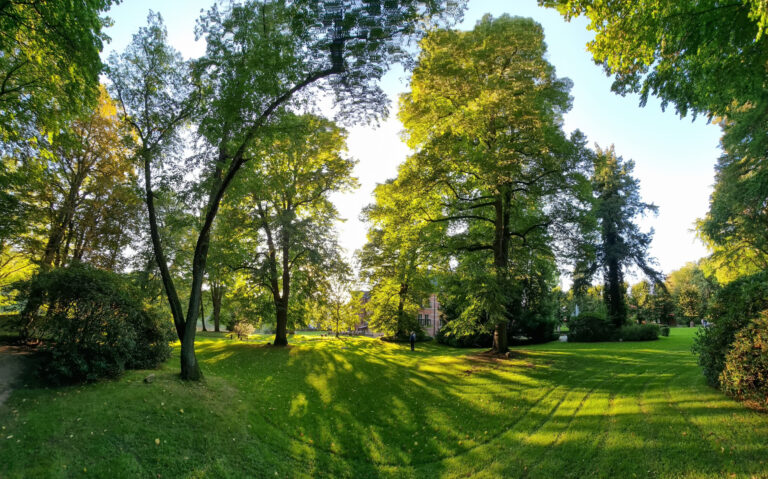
[355,291,442,337]
[417,293,442,337]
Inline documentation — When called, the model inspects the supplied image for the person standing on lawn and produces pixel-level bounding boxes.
[410,331,416,351]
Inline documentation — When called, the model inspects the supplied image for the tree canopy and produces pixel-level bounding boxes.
[394,14,589,352]
[0,0,116,141]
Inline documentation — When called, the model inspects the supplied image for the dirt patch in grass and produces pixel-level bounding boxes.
[0,345,33,407]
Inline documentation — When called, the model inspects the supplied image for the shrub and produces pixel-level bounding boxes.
[719,313,768,411]
[22,263,174,384]
[232,321,255,340]
[511,310,559,344]
[567,313,616,342]
[619,323,660,341]
[435,327,492,348]
[692,271,768,387]
[660,325,670,337]
[381,328,432,343]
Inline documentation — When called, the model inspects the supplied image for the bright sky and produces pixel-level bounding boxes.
[104,0,722,281]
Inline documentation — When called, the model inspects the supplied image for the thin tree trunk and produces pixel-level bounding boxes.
[212,282,222,332]
[142,149,201,379]
[491,190,511,355]
[201,296,207,332]
[396,283,408,338]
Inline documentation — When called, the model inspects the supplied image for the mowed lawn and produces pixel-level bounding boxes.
[1,329,767,478]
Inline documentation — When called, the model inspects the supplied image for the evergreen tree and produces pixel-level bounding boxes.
[576,146,663,327]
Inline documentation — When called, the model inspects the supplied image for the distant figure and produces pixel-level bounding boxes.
[410,331,416,351]
[701,319,709,328]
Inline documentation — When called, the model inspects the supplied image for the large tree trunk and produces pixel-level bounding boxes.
[604,230,626,328]
[492,320,509,355]
[274,298,289,346]
[180,311,202,381]
[272,232,292,347]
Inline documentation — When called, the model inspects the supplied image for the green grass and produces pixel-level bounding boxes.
[1,329,767,478]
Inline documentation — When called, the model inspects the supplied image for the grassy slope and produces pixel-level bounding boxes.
[1,329,766,478]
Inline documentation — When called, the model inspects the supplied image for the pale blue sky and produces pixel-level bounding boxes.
[104,0,722,281]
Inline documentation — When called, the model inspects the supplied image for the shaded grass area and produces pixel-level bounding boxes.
[1,329,767,478]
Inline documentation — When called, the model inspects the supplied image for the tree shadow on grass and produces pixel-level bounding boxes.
[190,334,768,478]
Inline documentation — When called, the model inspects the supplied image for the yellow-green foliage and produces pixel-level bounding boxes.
[720,314,768,412]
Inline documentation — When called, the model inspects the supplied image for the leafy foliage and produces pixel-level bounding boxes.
[540,0,768,122]
[720,313,768,412]
[567,313,616,342]
[619,323,660,342]
[0,0,115,142]
[232,321,255,341]
[22,263,173,384]
[697,146,768,280]
[223,114,356,345]
[108,1,465,379]
[435,327,491,348]
[359,176,441,339]
[692,271,768,387]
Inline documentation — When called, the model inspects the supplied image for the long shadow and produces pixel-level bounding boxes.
[177,332,768,477]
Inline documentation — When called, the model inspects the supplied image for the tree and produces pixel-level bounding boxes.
[539,0,768,122]
[39,87,137,270]
[108,13,201,378]
[311,266,361,338]
[359,176,442,339]
[398,15,589,353]
[628,280,653,323]
[541,1,768,291]
[666,261,719,324]
[0,0,116,143]
[223,114,356,346]
[696,145,768,282]
[110,2,464,379]
[575,146,663,328]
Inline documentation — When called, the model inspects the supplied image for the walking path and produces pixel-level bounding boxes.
[0,345,28,407]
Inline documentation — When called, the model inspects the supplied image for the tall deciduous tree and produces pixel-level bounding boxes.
[111,1,464,379]
[398,15,588,353]
[359,176,441,339]
[575,146,662,327]
[108,13,200,378]
[224,114,356,346]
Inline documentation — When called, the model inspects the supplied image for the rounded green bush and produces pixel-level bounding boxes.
[719,313,768,412]
[567,313,616,342]
[22,263,174,384]
[619,323,660,341]
[692,271,768,387]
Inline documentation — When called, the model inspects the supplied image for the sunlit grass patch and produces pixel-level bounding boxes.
[1,328,767,478]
